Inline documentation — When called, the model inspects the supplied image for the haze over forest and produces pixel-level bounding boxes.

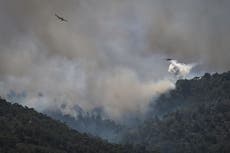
[0,1,230,152]
[1,0,230,121]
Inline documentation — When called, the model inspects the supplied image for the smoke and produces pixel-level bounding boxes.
[168,60,195,78]
[0,0,230,120]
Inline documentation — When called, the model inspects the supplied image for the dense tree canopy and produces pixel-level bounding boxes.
[123,72,230,153]
[0,98,152,153]
[1,71,230,153]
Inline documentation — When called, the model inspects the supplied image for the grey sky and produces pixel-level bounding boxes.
[0,0,229,120]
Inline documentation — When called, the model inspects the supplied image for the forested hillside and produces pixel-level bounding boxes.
[150,72,230,116]
[123,72,230,153]
[0,98,151,153]
[46,110,123,143]
[1,71,230,153]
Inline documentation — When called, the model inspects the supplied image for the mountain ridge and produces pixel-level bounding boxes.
[0,98,151,153]
[123,71,230,153]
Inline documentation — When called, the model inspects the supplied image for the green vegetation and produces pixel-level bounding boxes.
[151,72,230,116]
[1,71,230,153]
[0,98,152,153]
[123,72,230,153]
[46,109,123,143]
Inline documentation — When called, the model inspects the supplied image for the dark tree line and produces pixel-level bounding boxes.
[46,108,123,143]
[122,71,230,153]
[0,98,154,153]
[1,71,230,153]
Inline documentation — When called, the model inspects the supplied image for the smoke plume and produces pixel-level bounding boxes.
[0,0,230,120]
[168,60,195,78]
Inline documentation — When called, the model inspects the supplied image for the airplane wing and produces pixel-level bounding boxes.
[166,58,172,61]
[55,14,59,19]
[62,18,68,22]
[55,14,68,22]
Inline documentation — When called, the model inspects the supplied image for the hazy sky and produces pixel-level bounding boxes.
[0,0,230,120]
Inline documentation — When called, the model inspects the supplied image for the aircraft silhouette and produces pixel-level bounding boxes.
[55,14,68,22]
[166,58,173,61]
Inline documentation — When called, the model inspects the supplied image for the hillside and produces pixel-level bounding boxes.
[123,72,230,153]
[149,72,230,116]
[46,110,123,143]
[1,71,230,153]
[0,98,151,153]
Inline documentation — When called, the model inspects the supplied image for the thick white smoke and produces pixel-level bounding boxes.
[0,0,229,121]
[168,60,195,78]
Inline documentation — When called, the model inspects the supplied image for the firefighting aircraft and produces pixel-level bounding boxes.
[55,14,68,22]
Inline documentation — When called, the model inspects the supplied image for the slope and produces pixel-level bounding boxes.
[0,98,151,153]
[123,71,230,153]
